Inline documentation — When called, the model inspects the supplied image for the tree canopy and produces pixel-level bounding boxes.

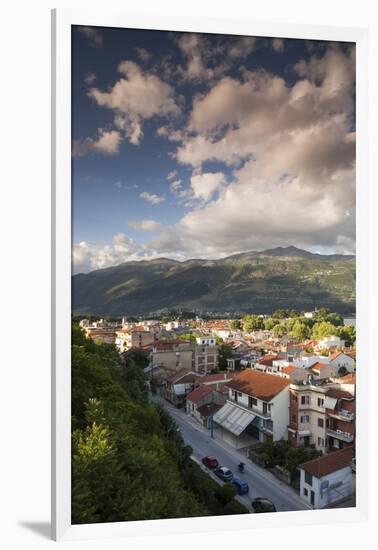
[71,323,247,523]
[243,314,263,332]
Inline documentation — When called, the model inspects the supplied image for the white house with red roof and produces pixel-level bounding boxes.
[299,447,354,508]
[316,335,345,351]
[212,370,291,449]
[310,362,338,380]
[279,365,309,382]
[328,351,355,373]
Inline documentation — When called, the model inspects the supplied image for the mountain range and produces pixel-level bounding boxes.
[72,246,356,316]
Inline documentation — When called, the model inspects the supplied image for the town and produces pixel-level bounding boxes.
[78,307,356,512]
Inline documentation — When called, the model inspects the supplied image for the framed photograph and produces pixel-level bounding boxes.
[52,8,369,542]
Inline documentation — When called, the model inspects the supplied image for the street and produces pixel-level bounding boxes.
[153,396,312,513]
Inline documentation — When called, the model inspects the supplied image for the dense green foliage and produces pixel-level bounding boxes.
[256,440,321,481]
[73,247,355,316]
[214,338,234,370]
[243,314,264,332]
[71,324,247,523]
[256,307,355,345]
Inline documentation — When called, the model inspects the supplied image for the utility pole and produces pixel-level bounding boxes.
[210,389,214,438]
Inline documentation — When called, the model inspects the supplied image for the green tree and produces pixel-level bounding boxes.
[230,319,242,330]
[217,342,234,370]
[290,320,310,341]
[272,323,288,337]
[216,484,237,504]
[337,325,356,346]
[263,317,278,330]
[243,315,263,332]
[311,321,338,340]
[272,309,289,319]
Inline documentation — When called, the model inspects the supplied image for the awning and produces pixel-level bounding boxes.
[325,396,338,409]
[298,429,312,437]
[213,402,256,436]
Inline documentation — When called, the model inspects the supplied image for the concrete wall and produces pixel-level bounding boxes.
[271,387,290,441]
[152,349,194,371]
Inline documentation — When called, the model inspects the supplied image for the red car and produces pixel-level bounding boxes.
[202,456,219,469]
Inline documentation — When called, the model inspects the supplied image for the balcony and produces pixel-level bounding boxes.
[326,428,354,442]
[230,397,271,419]
[327,409,354,421]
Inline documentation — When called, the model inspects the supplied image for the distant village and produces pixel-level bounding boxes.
[78,308,356,510]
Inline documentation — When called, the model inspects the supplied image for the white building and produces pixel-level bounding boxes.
[299,447,354,508]
[317,335,345,350]
[328,351,355,373]
[293,355,330,369]
[213,370,290,449]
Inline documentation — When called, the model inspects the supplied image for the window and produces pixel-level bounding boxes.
[317,398,324,407]
[301,395,310,405]
[318,437,325,447]
[248,396,258,408]
[305,471,312,486]
[304,488,308,497]
[300,415,309,423]
[318,417,324,427]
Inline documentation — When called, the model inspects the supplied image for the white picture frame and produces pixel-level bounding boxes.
[51,7,369,541]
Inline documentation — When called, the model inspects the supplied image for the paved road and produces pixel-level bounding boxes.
[153,396,312,513]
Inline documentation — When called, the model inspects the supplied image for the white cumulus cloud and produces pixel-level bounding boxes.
[73,129,122,157]
[139,192,165,204]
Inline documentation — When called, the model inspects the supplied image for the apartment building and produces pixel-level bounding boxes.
[288,383,328,452]
[151,340,195,372]
[115,327,155,352]
[325,387,355,451]
[195,337,218,374]
[288,381,355,453]
[84,326,117,344]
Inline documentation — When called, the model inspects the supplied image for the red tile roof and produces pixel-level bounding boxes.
[186,385,213,403]
[326,387,354,400]
[300,447,354,478]
[281,366,300,374]
[257,354,280,367]
[197,372,236,384]
[311,362,332,370]
[226,370,290,401]
[338,373,356,384]
[165,368,198,384]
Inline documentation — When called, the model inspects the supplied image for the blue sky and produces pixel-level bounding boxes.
[72,27,355,273]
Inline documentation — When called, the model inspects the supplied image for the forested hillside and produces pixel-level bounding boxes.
[71,325,247,523]
[72,247,355,316]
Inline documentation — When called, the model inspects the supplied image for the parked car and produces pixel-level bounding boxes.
[214,467,233,482]
[232,478,249,495]
[202,456,219,470]
[251,498,277,513]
